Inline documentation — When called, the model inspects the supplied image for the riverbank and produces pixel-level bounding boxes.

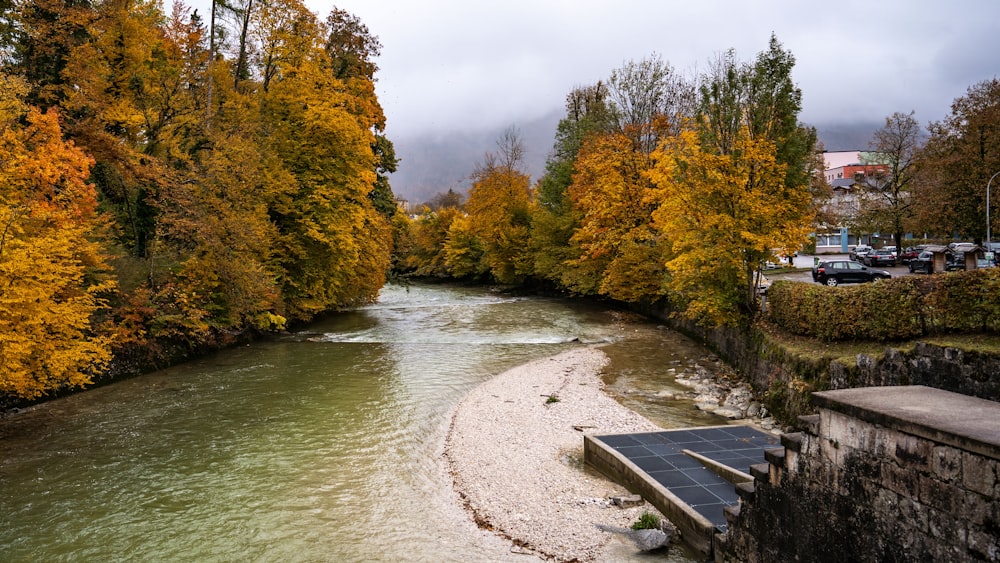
[444,346,674,561]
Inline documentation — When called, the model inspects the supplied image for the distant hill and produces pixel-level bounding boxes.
[388,111,559,206]
[811,121,880,152]
[388,118,882,205]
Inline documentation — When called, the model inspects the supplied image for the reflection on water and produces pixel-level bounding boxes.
[0,283,718,562]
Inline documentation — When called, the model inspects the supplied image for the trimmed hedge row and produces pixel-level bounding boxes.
[767,268,1000,341]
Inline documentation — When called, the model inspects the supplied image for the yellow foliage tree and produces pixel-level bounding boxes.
[461,163,533,284]
[404,206,463,277]
[442,213,486,279]
[567,132,669,301]
[257,6,391,318]
[647,126,811,325]
[0,103,114,399]
[156,133,289,332]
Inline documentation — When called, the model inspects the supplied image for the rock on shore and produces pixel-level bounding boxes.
[444,347,670,562]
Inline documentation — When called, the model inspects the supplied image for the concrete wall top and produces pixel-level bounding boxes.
[811,385,1000,461]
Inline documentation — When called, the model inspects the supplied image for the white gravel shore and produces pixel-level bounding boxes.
[444,347,671,562]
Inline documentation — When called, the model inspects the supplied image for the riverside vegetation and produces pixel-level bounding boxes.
[2,2,999,410]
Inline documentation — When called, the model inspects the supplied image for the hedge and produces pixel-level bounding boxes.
[766,268,1000,341]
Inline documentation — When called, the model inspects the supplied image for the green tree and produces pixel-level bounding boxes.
[917,79,1000,240]
[530,84,614,290]
[651,35,814,324]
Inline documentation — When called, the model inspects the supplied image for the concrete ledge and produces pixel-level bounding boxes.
[681,449,753,484]
[734,481,755,499]
[798,414,820,435]
[764,447,785,466]
[749,462,769,482]
[811,385,1000,460]
[781,432,803,452]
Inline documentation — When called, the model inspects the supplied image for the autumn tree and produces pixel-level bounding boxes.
[57,0,208,263]
[447,128,533,284]
[8,0,95,108]
[607,53,695,154]
[0,90,114,399]
[530,83,615,289]
[556,55,691,301]
[917,78,1000,240]
[648,35,814,325]
[649,127,810,325]
[567,131,667,300]
[255,0,391,317]
[154,133,289,333]
[853,112,922,249]
[403,205,463,277]
[324,6,398,219]
[0,0,400,400]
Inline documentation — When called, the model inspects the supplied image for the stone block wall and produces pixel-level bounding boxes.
[657,312,1000,424]
[717,386,1000,562]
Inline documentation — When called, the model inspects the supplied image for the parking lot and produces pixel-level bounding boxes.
[766,254,914,284]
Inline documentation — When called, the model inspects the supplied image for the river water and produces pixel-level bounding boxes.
[0,283,725,562]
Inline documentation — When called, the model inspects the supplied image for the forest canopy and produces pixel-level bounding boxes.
[401,36,820,328]
[0,0,397,399]
[12,1,993,403]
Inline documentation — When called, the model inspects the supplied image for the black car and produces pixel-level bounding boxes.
[908,251,935,274]
[811,260,891,286]
[864,248,896,267]
[945,251,968,271]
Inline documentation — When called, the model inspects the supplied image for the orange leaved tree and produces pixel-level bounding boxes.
[0,96,114,399]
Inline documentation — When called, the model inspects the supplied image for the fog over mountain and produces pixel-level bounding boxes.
[388,110,561,206]
[387,118,881,206]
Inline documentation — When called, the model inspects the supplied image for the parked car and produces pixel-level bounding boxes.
[864,248,896,267]
[849,245,873,261]
[899,245,926,264]
[908,251,935,274]
[811,260,891,286]
[945,251,968,271]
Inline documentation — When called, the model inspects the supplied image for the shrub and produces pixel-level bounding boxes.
[766,268,1000,342]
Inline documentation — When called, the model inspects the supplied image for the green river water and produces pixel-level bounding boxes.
[0,283,725,562]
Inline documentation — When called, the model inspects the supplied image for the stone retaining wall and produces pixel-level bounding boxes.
[655,311,1000,424]
[716,386,1000,562]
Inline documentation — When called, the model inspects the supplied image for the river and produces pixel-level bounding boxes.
[0,283,725,562]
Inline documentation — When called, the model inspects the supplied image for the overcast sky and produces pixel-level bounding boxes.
[187,0,1000,198]
[299,0,999,138]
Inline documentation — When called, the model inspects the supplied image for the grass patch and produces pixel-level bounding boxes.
[919,334,1000,354]
[758,320,907,362]
[545,394,560,404]
[631,511,661,530]
[760,320,1000,359]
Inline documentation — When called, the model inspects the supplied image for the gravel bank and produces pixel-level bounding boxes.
[444,347,669,562]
